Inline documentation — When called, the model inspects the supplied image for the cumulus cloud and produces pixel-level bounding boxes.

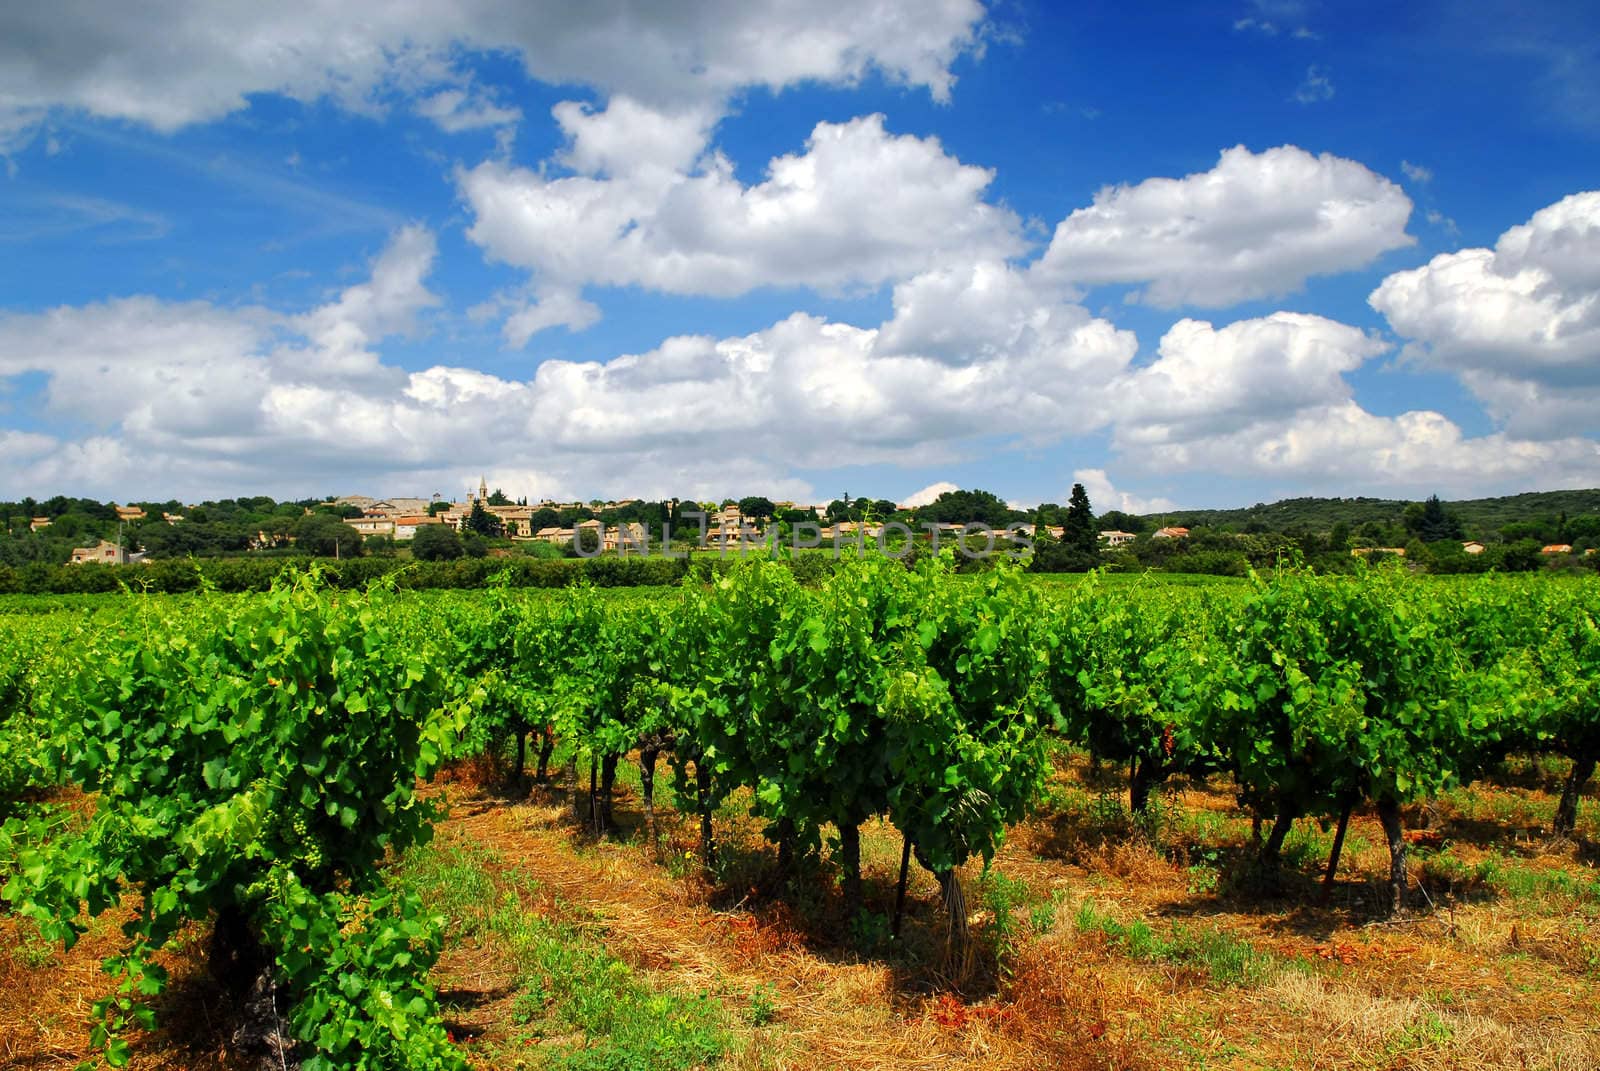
[1071,468,1177,514]
[460,111,1024,338]
[1121,402,1600,495]
[1108,313,1387,444]
[0,429,58,461]
[0,0,986,150]
[1096,310,1600,495]
[900,481,961,508]
[1370,189,1600,437]
[499,289,604,348]
[4,231,1595,503]
[289,224,440,377]
[0,296,278,437]
[519,304,1127,467]
[1036,145,1413,307]
[876,259,1134,379]
[0,227,443,488]
[0,224,1138,501]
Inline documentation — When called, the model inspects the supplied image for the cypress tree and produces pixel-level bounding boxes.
[1063,482,1096,554]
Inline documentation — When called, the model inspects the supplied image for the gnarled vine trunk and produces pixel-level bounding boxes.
[210,906,296,1070]
[638,746,660,855]
[1130,756,1164,815]
[774,815,798,880]
[937,869,971,976]
[588,755,599,833]
[1555,753,1595,837]
[535,724,554,782]
[838,822,862,919]
[598,752,619,833]
[1376,797,1407,915]
[512,729,527,784]
[1262,808,1296,864]
[892,833,913,937]
[1320,802,1354,902]
[696,758,716,874]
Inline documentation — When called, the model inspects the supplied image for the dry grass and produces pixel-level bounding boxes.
[1258,970,1599,1069]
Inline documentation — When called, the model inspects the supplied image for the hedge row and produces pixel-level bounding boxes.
[0,552,791,595]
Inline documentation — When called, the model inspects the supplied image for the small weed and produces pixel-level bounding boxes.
[979,869,1031,967]
[849,909,891,950]
[1392,1010,1455,1052]
[1185,847,1223,895]
[1074,900,1278,986]
[1168,806,1237,849]
[1279,823,1329,870]
[664,848,700,881]
[1029,896,1059,935]
[13,930,54,968]
[747,982,779,1026]
[1089,789,1132,833]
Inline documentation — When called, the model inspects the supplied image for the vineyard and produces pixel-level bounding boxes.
[1,558,1598,1070]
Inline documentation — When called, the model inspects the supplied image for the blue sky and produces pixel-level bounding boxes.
[1,0,1597,511]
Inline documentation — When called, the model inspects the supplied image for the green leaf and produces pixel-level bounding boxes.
[201,758,229,791]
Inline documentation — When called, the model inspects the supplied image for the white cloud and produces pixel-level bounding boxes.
[0,222,1141,501]
[0,226,442,475]
[900,481,961,508]
[1400,160,1433,184]
[1094,310,1600,497]
[1036,145,1413,307]
[0,0,986,151]
[1425,209,1460,235]
[876,259,1134,381]
[460,111,1024,335]
[0,429,57,461]
[4,234,1596,504]
[289,224,440,377]
[499,288,604,348]
[6,186,1596,506]
[1233,18,1280,35]
[1108,313,1387,444]
[1370,190,1600,437]
[414,87,522,133]
[1071,468,1177,514]
[1293,65,1335,104]
[1120,401,1600,495]
[517,305,1126,467]
[1234,0,1317,39]
[551,96,715,178]
[0,296,278,436]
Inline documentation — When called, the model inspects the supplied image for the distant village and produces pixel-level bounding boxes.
[10,480,1594,576]
[327,479,1093,552]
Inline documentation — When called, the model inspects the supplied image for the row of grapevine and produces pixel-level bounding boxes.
[1044,570,1596,910]
[448,564,1596,921]
[447,555,1056,934]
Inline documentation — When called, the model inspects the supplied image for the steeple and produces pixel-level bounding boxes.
[478,475,488,502]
